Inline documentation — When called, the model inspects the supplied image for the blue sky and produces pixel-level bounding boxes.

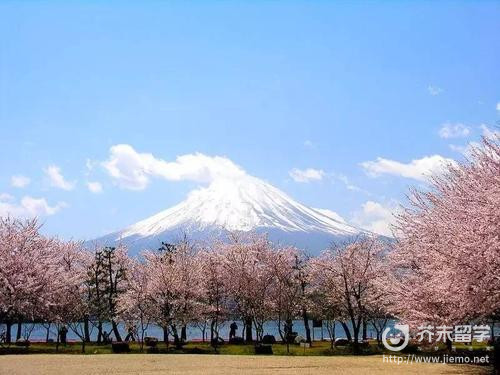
[1,1,499,239]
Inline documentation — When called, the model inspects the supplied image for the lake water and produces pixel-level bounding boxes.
[2,320,396,342]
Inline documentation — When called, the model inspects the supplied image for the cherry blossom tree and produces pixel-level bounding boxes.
[84,244,110,343]
[118,259,154,351]
[364,283,394,346]
[308,260,344,349]
[392,136,500,333]
[97,246,129,342]
[294,253,313,344]
[51,240,91,353]
[220,233,275,343]
[266,246,304,351]
[198,244,230,349]
[311,236,389,351]
[143,237,203,348]
[0,217,61,344]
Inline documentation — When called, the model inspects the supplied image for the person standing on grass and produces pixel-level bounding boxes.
[102,330,111,344]
[125,324,136,342]
[59,326,68,345]
[229,322,238,340]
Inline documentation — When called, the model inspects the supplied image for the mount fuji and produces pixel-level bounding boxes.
[94,175,366,255]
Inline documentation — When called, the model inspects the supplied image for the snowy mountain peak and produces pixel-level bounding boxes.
[116,175,361,241]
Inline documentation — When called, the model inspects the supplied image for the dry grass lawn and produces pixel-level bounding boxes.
[0,354,489,375]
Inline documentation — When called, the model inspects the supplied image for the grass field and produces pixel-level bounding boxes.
[0,339,489,355]
[2,340,361,355]
[0,353,490,375]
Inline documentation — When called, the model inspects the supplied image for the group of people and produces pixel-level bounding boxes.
[54,322,241,343]
[229,322,238,340]
[56,324,137,344]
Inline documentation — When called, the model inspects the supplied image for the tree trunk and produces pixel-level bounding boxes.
[56,324,60,352]
[284,319,292,353]
[163,326,169,345]
[340,322,352,341]
[210,320,219,353]
[97,321,103,343]
[329,321,336,349]
[352,320,360,353]
[5,321,12,344]
[16,321,22,341]
[245,317,253,343]
[84,318,90,342]
[210,320,215,342]
[277,317,284,342]
[171,325,181,349]
[362,319,367,341]
[210,320,215,347]
[45,323,51,342]
[111,320,122,342]
[302,309,311,344]
[181,325,187,342]
[446,337,452,351]
[140,327,145,352]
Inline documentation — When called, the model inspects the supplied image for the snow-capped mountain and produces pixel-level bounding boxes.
[94,175,365,254]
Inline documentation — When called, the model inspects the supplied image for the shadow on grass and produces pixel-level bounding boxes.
[0,341,385,356]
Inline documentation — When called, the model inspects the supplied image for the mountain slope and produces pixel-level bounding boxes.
[95,176,365,254]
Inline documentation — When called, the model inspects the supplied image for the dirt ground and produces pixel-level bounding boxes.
[0,354,488,375]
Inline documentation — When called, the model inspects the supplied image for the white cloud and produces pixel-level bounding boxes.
[361,155,454,182]
[0,193,14,202]
[496,102,500,111]
[86,158,94,171]
[333,173,365,192]
[449,144,467,153]
[85,158,98,176]
[448,124,498,155]
[428,85,443,96]
[0,195,66,218]
[10,175,31,188]
[448,124,498,156]
[438,122,470,139]
[480,124,499,140]
[87,181,103,194]
[102,144,246,190]
[351,200,398,237]
[289,168,325,183]
[304,140,315,149]
[313,207,346,223]
[44,165,75,191]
